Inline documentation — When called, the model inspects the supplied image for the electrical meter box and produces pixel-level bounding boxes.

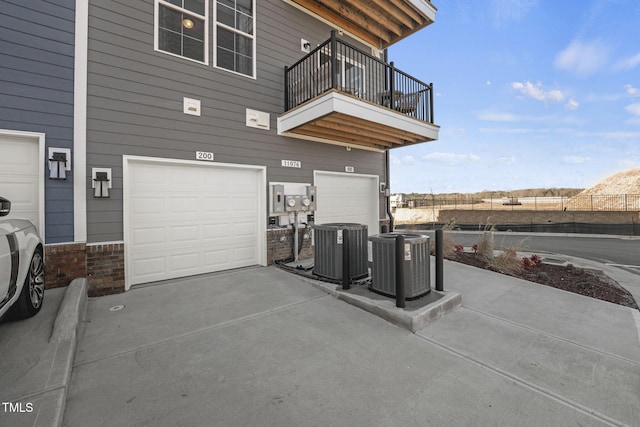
[270,184,285,213]
[285,195,301,212]
[306,186,317,211]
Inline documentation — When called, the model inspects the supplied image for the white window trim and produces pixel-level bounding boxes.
[213,0,257,79]
[154,0,210,65]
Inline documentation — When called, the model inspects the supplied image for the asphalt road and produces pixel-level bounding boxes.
[411,230,640,271]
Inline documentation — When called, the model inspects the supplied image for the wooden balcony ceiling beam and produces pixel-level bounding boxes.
[289,112,431,149]
[291,0,432,48]
[326,113,425,142]
[295,125,389,150]
[290,0,380,47]
[320,0,392,44]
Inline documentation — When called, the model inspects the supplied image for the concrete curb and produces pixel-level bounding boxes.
[301,277,462,332]
[39,278,87,427]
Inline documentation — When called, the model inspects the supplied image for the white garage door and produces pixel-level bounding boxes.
[314,171,380,235]
[0,133,43,233]
[124,157,266,287]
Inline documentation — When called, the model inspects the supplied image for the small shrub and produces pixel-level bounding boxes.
[537,272,550,281]
[454,244,464,252]
[471,244,478,253]
[488,247,523,275]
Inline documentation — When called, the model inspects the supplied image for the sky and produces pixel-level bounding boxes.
[387,0,640,194]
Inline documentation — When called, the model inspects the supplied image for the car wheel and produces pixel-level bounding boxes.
[12,247,45,319]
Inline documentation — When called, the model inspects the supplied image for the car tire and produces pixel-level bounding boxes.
[11,247,45,319]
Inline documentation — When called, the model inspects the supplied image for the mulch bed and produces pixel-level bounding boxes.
[451,252,639,309]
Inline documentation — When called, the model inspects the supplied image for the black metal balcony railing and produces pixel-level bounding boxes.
[284,31,435,125]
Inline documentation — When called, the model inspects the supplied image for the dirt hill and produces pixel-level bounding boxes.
[566,168,640,210]
[575,168,640,195]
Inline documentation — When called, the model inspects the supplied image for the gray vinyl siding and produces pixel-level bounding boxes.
[0,0,75,244]
[85,0,387,242]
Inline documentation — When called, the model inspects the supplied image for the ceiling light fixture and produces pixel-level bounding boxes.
[183,18,194,29]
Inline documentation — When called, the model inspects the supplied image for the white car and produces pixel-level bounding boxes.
[0,197,45,320]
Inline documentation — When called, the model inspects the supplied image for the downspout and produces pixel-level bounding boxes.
[386,150,394,232]
[384,48,394,232]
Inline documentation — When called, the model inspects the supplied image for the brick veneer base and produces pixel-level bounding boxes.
[45,243,87,289]
[87,243,125,297]
[267,227,313,264]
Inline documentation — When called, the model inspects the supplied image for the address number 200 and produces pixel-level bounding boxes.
[196,151,214,161]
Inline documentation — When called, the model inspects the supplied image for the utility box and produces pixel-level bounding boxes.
[369,233,430,299]
[312,223,368,280]
[306,186,317,211]
[270,184,285,213]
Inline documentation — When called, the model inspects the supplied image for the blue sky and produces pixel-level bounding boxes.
[388,0,640,194]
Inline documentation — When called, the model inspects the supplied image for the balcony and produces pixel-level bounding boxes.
[285,0,437,49]
[278,32,439,151]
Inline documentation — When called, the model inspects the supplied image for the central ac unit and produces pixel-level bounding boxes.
[312,223,368,280]
[369,233,430,299]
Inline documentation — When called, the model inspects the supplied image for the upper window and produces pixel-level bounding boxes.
[215,0,255,78]
[156,0,208,64]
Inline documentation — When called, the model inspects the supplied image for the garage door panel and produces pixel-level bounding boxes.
[171,225,199,242]
[132,227,166,247]
[314,172,379,236]
[171,252,200,272]
[205,249,231,267]
[126,160,263,286]
[0,136,40,228]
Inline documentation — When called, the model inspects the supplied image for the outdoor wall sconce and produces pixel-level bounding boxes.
[49,152,67,179]
[92,167,112,198]
[48,148,71,180]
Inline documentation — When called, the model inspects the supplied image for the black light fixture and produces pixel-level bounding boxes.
[49,152,67,180]
[92,169,111,198]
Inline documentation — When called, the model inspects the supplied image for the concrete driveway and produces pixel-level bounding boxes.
[61,264,640,426]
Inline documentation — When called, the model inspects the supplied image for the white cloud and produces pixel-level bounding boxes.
[491,0,538,26]
[497,156,516,164]
[614,53,640,71]
[554,39,611,76]
[565,98,579,110]
[626,103,640,117]
[402,155,416,165]
[625,84,638,96]
[422,152,481,166]
[511,81,565,103]
[486,80,492,86]
[476,110,553,122]
[562,156,590,164]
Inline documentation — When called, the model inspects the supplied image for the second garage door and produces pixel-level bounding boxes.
[124,157,266,288]
[314,171,380,235]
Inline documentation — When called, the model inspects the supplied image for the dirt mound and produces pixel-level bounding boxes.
[566,168,640,210]
[578,168,640,195]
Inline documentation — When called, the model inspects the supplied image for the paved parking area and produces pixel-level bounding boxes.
[61,265,640,427]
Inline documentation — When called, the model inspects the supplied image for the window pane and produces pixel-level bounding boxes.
[184,15,205,39]
[217,48,234,70]
[236,33,252,57]
[216,4,234,28]
[165,0,182,8]
[158,29,182,56]
[236,13,252,34]
[236,54,252,76]
[217,27,234,50]
[218,0,234,8]
[184,38,204,61]
[237,0,252,15]
[184,0,205,15]
[159,6,181,32]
